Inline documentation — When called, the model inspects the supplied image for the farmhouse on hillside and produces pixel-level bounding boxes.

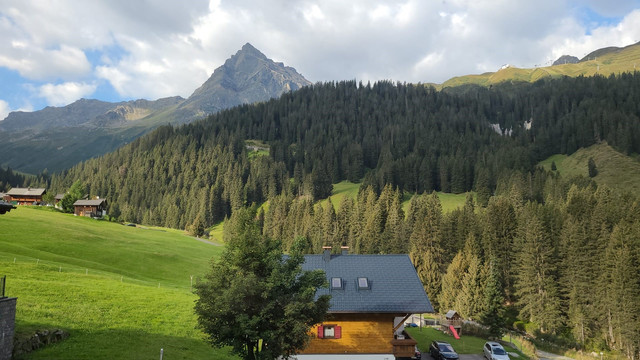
[73,198,108,218]
[5,188,46,205]
[295,246,433,360]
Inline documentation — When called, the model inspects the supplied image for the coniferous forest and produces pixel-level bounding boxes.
[40,73,640,355]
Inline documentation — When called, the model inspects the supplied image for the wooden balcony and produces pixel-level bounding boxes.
[392,331,417,358]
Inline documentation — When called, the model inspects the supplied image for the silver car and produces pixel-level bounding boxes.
[483,342,510,360]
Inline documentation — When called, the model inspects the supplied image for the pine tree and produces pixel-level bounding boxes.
[480,259,506,340]
[513,205,562,333]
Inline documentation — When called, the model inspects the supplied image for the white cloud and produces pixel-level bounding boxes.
[38,82,97,106]
[0,100,9,120]
[1,0,640,108]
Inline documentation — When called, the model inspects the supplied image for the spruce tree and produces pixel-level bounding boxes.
[480,259,505,340]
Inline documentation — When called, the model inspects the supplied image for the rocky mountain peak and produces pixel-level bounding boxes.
[182,44,311,117]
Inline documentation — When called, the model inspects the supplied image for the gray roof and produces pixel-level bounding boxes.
[301,254,433,314]
[445,310,459,319]
[55,193,65,200]
[73,199,107,206]
[6,188,46,196]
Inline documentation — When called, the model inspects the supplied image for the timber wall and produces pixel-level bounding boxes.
[301,313,395,354]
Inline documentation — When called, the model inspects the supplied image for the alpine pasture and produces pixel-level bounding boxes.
[0,207,235,359]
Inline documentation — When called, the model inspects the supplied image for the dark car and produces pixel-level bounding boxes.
[429,341,459,360]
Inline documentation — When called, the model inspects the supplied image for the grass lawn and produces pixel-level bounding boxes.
[0,207,235,359]
[4,262,236,360]
[406,327,529,359]
[406,327,486,354]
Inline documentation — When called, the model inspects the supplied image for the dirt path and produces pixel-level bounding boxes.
[191,236,223,246]
[536,350,575,360]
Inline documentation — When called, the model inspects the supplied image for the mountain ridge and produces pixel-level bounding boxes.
[435,41,640,89]
[0,43,310,173]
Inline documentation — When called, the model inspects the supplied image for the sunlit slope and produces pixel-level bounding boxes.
[539,143,640,194]
[438,42,640,89]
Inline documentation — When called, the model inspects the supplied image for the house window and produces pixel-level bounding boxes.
[318,325,342,339]
[357,277,370,289]
[331,277,342,289]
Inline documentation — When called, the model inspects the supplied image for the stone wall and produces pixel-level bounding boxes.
[0,297,17,360]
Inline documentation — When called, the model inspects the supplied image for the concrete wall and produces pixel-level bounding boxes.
[0,297,17,360]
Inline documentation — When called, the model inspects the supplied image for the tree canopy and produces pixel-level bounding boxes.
[194,208,330,359]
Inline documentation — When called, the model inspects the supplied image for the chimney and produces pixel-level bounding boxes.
[341,246,349,255]
[322,246,332,262]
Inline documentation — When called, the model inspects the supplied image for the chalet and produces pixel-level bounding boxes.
[54,194,65,207]
[5,188,46,205]
[73,199,108,218]
[295,247,433,360]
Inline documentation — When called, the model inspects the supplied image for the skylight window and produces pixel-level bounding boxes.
[331,277,342,289]
[357,277,369,289]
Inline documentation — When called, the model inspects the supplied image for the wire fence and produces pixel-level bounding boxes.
[0,254,195,292]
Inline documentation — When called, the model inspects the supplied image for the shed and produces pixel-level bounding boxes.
[73,199,108,218]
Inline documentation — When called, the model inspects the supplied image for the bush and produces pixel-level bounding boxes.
[513,321,526,332]
[524,321,539,335]
[461,322,491,338]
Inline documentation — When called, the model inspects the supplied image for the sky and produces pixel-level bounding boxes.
[1,0,640,120]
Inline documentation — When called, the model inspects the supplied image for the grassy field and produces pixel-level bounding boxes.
[436,42,640,89]
[538,143,640,194]
[0,207,234,359]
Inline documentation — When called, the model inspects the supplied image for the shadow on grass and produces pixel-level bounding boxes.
[14,322,238,360]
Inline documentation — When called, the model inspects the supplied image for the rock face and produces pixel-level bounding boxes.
[176,43,311,123]
[553,55,579,66]
[0,43,310,173]
[12,329,70,358]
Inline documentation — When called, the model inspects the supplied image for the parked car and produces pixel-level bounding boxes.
[483,342,510,360]
[429,341,459,360]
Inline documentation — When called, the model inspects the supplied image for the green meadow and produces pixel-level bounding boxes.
[539,142,640,194]
[0,207,235,359]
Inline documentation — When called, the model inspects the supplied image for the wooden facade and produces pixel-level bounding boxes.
[5,188,46,205]
[303,313,395,354]
[73,199,107,218]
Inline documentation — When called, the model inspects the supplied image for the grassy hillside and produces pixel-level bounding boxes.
[539,143,640,194]
[437,42,640,89]
[0,207,234,359]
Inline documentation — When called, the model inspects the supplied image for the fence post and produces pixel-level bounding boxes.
[160,348,164,360]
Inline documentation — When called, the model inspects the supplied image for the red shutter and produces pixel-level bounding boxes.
[334,325,342,339]
[317,325,324,338]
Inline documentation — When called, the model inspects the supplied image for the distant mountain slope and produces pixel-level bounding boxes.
[539,143,640,194]
[0,43,310,174]
[437,42,640,89]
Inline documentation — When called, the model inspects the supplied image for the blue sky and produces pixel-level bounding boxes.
[1,0,640,120]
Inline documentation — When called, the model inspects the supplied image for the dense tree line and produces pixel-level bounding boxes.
[0,167,49,192]
[256,171,640,356]
[48,74,640,230]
